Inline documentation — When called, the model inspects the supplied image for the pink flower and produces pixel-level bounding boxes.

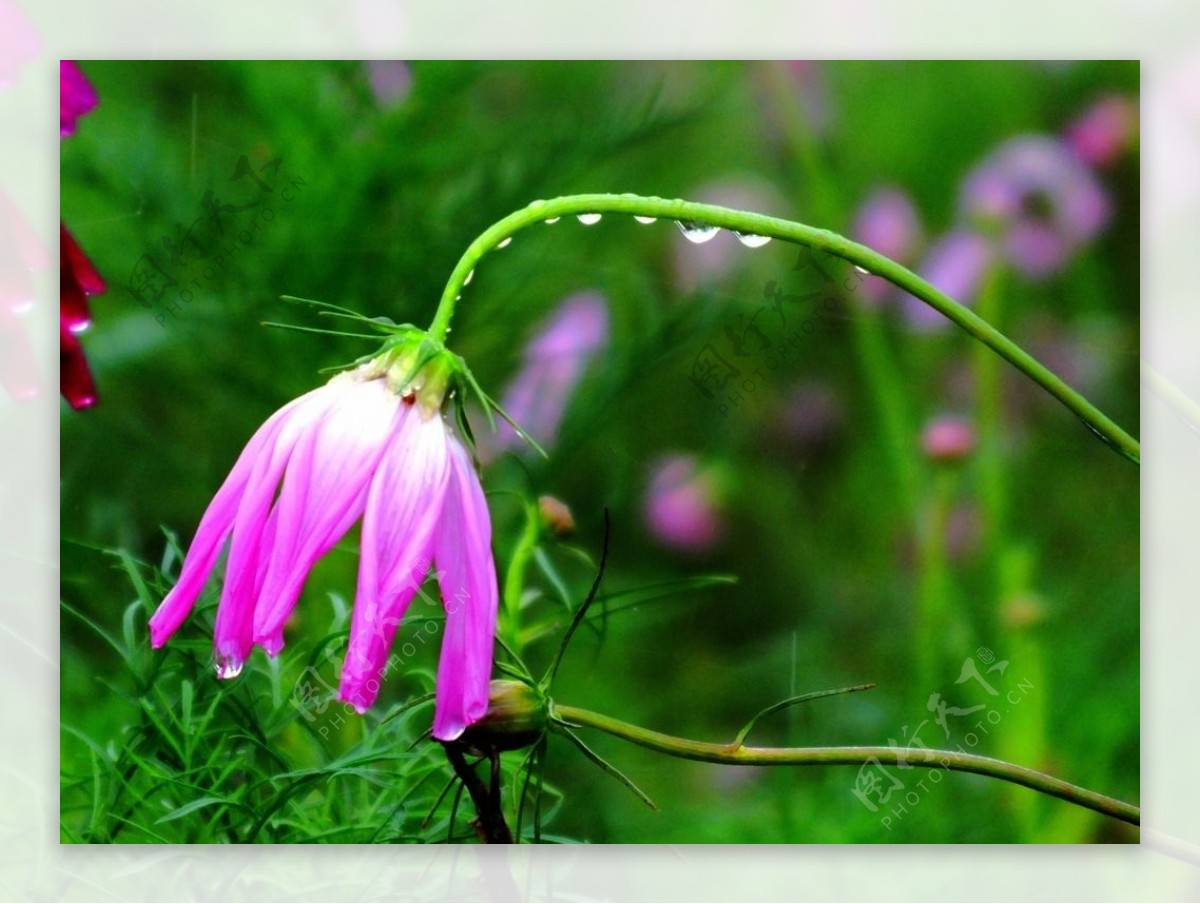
[1066,94,1137,169]
[921,414,976,463]
[60,60,98,137]
[644,455,724,552]
[149,363,499,741]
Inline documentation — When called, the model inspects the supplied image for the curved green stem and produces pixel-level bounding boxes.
[550,702,1139,827]
[431,193,1139,465]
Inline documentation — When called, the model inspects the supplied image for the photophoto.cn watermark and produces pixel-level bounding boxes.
[851,646,1034,830]
[288,557,468,740]
[125,152,307,326]
[686,244,863,414]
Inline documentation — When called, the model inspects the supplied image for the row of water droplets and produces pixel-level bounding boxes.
[452,200,780,307]
[524,197,773,248]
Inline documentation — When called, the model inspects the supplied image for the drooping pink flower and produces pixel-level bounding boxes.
[60,60,98,137]
[485,291,608,456]
[149,363,499,741]
[960,135,1110,279]
[644,454,723,552]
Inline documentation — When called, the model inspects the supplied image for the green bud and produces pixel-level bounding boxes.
[458,680,549,752]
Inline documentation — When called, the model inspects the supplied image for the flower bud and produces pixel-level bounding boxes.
[457,680,548,752]
[921,414,976,463]
[538,495,575,538]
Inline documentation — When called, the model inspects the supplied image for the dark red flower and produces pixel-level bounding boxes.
[60,224,104,409]
[61,60,104,409]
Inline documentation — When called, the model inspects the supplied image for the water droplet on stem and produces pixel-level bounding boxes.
[676,220,719,243]
[734,232,771,248]
[577,213,602,225]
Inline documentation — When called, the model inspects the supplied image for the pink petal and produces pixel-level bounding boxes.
[430,436,498,741]
[339,409,452,711]
[148,386,333,648]
[252,378,403,650]
[210,382,348,675]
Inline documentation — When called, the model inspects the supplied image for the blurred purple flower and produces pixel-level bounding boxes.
[901,230,993,332]
[1066,94,1137,169]
[366,60,412,108]
[487,291,608,455]
[60,60,98,137]
[0,1,39,89]
[644,455,723,552]
[960,135,1111,279]
[852,187,923,304]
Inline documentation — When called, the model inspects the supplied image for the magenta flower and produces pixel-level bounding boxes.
[485,291,608,456]
[60,60,98,137]
[149,361,499,741]
[644,454,724,552]
[960,135,1110,279]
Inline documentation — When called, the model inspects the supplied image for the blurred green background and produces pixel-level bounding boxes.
[60,60,1138,843]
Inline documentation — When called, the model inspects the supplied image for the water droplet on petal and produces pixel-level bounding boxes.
[68,320,91,335]
[497,237,513,249]
[634,215,657,224]
[577,213,602,225]
[464,269,475,285]
[215,654,243,679]
[676,220,719,243]
[544,217,560,224]
[734,231,772,248]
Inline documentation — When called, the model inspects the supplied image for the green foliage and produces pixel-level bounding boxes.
[62,61,1139,843]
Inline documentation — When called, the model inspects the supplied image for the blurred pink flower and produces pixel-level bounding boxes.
[0,1,39,89]
[1066,95,1138,169]
[487,291,608,455]
[60,60,98,137]
[775,380,844,452]
[960,135,1111,279]
[851,186,923,304]
[149,366,499,741]
[644,455,723,552]
[921,414,976,463]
